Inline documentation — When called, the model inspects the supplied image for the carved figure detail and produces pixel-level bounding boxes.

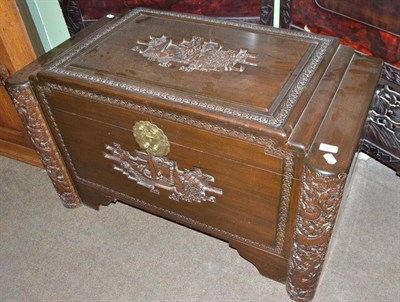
[132,35,257,73]
[104,143,223,203]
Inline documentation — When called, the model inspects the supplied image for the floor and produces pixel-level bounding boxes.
[0,154,399,302]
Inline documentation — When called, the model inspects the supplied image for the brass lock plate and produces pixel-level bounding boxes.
[133,121,170,156]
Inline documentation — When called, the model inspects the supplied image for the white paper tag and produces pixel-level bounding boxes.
[319,143,339,154]
[323,153,337,165]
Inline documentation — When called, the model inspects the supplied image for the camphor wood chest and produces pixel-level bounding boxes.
[7,8,382,302]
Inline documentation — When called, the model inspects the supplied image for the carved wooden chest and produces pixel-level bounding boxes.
[7,9,382,302]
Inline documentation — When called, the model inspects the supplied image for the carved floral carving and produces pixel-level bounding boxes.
[132,35,257,73]
[287,166,347,302]
[7,84,81,208]
[104,143,223,203]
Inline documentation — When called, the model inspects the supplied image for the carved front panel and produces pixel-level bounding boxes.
[36,82,295,255]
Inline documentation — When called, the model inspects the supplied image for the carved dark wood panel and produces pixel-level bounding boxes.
[367,86,400,149]
[40,81,296,256]
[363,85,400,174]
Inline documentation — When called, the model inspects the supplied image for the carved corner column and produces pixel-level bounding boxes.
[260,0,292,28]
[7,83,81,208]
[280,0,292,28]
[286,166,347,302]
[260,0,274,26]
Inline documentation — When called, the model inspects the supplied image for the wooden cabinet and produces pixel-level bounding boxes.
[0,0,41,166]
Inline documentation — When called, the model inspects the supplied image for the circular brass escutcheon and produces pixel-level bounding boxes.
[133,121,170,156]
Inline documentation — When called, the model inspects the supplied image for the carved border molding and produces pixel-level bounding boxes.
[45,7,333,128]
[38,82,295,255]
[7,83,81,208]
[286,166,347,302]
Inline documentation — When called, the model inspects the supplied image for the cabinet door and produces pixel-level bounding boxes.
[0,0,41,166]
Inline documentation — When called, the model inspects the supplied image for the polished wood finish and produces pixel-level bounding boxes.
[7,9,382,301]
[0,0,41,167]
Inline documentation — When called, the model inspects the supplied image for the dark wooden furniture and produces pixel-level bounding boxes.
[260,0,400,175]
[0,0,41,166]
[59,0,261,35]
[7,9,382,302]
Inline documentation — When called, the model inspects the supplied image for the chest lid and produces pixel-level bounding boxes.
[41,8,339,140]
